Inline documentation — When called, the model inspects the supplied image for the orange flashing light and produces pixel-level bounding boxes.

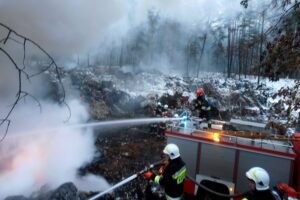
[212,133,220,142]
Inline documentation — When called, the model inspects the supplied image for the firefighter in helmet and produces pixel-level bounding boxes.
[242,167,278,200]
[157,104,169,136]
[144,143,187,200]
[193,88,211,124]
[154,102,163,117]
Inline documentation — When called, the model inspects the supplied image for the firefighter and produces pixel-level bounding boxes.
[150,102,163,134]
[182,91,190,108]
[158,104,169,136]
[162,104,169,117]
[144,143,187,200]
[242,167,279,200]
[193,88,211,127]
[154,102,164,117]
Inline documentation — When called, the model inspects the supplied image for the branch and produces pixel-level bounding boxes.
[19,91,42,113]
[0,119,11,143]
[265,2,300,34]
[0,22,71,142]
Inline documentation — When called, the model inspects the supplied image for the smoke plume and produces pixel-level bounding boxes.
[0,100,110,199]
[0,0,125,56]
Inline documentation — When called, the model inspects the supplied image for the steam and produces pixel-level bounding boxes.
[0,100,110,199]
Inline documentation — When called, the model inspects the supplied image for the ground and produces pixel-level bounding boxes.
[80,126,167,199]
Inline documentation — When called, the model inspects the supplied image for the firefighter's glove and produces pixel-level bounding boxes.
[144,171,155,180]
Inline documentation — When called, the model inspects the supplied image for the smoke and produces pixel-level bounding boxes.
[100,0,247,44]
[96,0,276,77]
[0,33,109,200]
[0,0,125,56]
[0,2,120,196]
[0,99,110,199]
[126,0,243,25]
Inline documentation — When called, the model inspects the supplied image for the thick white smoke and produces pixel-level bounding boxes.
[126,0,243,25]
[125,0,271,24]
[0,0,269,59]
[0,100,110,199]
[0,0,125,55]
[0,1,119,197]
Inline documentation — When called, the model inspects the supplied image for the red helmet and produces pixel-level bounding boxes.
[195,88,204,96]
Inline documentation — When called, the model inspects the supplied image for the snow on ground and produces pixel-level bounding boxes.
[113,69,299,126]
[69,66,299,127]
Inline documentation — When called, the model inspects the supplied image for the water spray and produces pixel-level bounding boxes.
[7,117,183,138]
[69,117,182,129]
[88,161,162,200]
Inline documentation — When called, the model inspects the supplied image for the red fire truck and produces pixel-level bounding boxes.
[165,117,300,199]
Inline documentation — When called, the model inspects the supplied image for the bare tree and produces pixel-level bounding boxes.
[257,10,266,85]
[196,33,207,78]
[227,22,237,78]
[241,0,300,80]
[0,23,70,142]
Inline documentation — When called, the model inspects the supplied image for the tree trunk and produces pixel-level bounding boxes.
[228,22,236,78]
[227,26,231,78]
[197,33,207,77]
[119,42,124,68]
[258,11,265,85]
[238,29,242,80]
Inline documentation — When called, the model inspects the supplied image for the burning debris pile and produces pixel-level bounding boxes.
[69,67,151,119]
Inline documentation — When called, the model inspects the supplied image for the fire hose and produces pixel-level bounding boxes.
[88,162,296,199]
[88,161,244,200]
[186,174,247,198]
[88,161,162,200]
[88,160,244,200]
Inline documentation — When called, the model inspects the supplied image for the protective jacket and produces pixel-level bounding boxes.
[242,189,279,200]
[155,105,163,116]
[155,157,186,198]
[193,95,211,120]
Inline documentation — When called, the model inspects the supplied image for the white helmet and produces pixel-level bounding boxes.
[182,91,189,97]
[246,167,270,191]
[157,102,162,106]
[164,104,168,109]
[163,143,180,160]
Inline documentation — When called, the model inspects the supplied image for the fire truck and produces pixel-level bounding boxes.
[165,117,300,199]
